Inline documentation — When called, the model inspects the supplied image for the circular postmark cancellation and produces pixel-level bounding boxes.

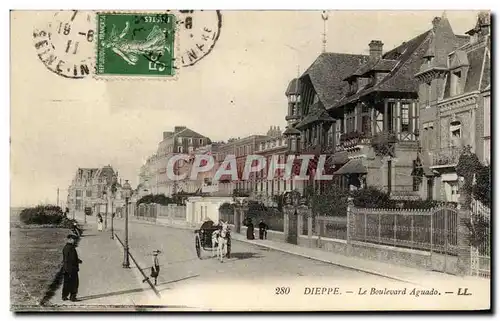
[176,10,222,67]
[33,11,96,79]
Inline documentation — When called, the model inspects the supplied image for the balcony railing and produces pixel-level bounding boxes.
[431,147,461,167]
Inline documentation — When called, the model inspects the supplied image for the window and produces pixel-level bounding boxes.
[177,146,183,153]
[199,138,203,145]
[450,121,461,148]
[401,103,410,132]
[450,70,462,96]
[425,82,431,107]
[177,137,183,144]
[188,138,193,144]
[75,190,82,197]
[86,190,92,197]
[361,115,371,133]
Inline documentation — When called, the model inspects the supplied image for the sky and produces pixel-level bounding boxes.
[10,10,480,207]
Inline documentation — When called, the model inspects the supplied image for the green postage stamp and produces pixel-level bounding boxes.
[96,13,176,77]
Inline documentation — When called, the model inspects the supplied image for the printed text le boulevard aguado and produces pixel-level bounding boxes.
[293,287,473,297]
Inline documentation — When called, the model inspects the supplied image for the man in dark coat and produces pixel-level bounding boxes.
[62,235,82,301]
[258,219,268,240]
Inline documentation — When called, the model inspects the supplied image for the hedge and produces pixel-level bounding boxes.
[19,205,64,225]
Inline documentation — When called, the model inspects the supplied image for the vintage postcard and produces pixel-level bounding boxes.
[10,10,491,312]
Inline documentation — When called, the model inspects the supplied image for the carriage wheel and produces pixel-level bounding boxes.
[195,235,202,259]
[226,237,231,258]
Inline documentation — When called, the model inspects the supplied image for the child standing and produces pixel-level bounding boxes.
[143,250,161,286]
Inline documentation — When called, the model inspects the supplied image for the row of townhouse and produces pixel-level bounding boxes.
[281,12,490,203]
[138,125,292,200]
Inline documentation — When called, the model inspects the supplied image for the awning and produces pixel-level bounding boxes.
[334,158,367,175]
[331,152,349,165]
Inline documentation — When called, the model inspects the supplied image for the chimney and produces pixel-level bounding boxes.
[163,131,173,139]
[369,40,383,60]
[432,17,442,30]
[174,126,187,132]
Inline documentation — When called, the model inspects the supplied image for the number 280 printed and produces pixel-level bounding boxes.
[275,287,291,295]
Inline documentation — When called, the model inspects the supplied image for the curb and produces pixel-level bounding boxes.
[231,235,420,285]
[114,234,162,299]
[139,220,419,285]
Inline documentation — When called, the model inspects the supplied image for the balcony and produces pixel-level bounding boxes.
[431,147,461,167]
[336,131,373,152]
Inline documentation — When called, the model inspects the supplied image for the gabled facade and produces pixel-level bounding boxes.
[415,12,491,202]
[283,14,475,200]
[67,165,120,214]
[284,53,370,195]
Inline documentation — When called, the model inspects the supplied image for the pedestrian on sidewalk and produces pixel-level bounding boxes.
[143,250,161,286]
[62,235,82,302]
[97,214,103,232]
[246,218,255,240]
[258,219,268,240]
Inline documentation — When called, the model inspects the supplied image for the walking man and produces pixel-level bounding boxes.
[62,235,82,302]
[258,219,268,240]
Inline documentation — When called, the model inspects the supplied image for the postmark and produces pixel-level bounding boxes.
[96,13,176,77]
[33,11,96,79]
[176,10,222,67]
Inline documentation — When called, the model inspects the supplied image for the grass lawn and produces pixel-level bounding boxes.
[10,226,69,308]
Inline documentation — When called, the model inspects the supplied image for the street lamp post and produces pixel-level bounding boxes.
[110,190,115,240]
[122,180,132,268]
[102,190,108,230]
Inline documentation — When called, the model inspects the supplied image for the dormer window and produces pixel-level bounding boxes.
[366,74,376,87]
[450,70,463,96]
[348,80,358,95]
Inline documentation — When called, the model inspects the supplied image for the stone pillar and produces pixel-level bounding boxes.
[456,203,472,276]
[297,205,312,247]
[346,197,354,243]
[307,214,313,248]
[283,205,293,241]
[297,210,304,240]
[240,205,247,232]
[234,205,241,233]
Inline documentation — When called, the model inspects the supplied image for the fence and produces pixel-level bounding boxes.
[349,206,458,255]
[315,216,346,240]
[471,199,490,278]
[136,203,157,222]
[245,210,284,232]
[157,204,186,220]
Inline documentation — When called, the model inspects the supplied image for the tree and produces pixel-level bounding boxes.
[136,193,173,206]
[472,165,491,207]
[310,184,350,217]
[456,145,482,207]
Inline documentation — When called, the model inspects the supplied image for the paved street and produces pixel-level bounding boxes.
[106,218,401,309]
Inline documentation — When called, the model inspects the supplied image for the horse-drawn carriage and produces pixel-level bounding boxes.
[194,220,231,261]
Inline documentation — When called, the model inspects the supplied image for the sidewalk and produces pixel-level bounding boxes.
[47,219,159,310]
[144,217,489,288]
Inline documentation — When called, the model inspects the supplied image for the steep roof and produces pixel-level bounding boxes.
[330,29,431,110]
[285,78,301,95]
[174,127,209,139]
[295,101,334,129]
[443,42,490,98]
[300,53,369,109]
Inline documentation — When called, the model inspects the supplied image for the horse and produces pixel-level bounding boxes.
[211,229,219,257]
[216,222,230,263]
